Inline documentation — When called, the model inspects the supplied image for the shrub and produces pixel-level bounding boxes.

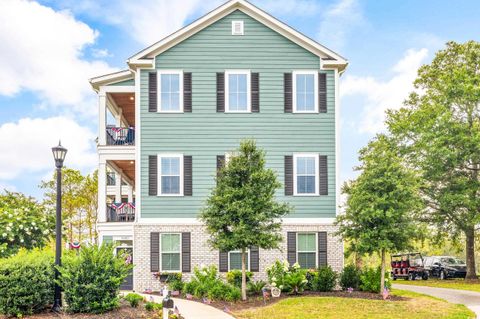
[247,280,266,296]
[283,268,308,294]
[313,266,338,292]
[226,269,253,288]
[267,260,307,294]
[305,270,317,291]
[266,260,290,292]
[225,286,242,302]
[0,249,54,317]
[58,244,132,313]
[340,265,362,290]
[124,293,144,308]
[183,265,239,301]
[145,301,162,311]
[165,273,183,292]
[360,267,391,293]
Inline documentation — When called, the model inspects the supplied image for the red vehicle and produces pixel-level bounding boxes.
[391,252,428,281]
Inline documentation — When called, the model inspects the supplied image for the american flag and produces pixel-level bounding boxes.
[382,287,390,300]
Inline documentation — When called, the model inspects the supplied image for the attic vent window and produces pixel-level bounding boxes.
[232,21,244,35]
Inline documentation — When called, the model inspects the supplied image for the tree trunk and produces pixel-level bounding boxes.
[241,248,247,301]
[380,249,385,295]
[465,226,477,279]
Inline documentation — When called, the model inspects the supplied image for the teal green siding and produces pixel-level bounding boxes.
[109,78,135,86]
[140,10,336,219]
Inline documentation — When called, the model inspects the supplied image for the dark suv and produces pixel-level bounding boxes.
[423,256,467,279]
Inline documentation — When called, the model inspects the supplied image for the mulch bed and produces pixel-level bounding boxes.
[156,290,408,313]
[0,300,175,319]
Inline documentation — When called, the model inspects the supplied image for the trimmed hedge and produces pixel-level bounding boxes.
[0,249,54,317]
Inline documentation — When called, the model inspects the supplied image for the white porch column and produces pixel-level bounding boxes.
[115,172,122,203]
[115,108,123,127]
[127,185,133,203]
[98,92,107,145]
[98,162,107,222]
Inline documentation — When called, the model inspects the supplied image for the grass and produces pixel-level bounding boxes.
[233,290,475,319]
[395,278,480,293]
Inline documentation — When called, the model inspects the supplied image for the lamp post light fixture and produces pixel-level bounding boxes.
[51,141,67,312]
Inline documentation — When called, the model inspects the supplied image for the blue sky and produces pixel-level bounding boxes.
[0,0,479,199]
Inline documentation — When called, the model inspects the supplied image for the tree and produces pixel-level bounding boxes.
[200,139,292,300]
[82,171,98,244]
[386,41,480,279]
[336,135,421,294]
[0,191,54,257]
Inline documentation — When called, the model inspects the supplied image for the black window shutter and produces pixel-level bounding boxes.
[219,251,228,272]
[287,232,296,266]
[284,73,292,113]
[148,72,157,112]
[184,72,192,112]
[184,155,192,196]
[251,73,259,112]
[319,155,328,195]
[148,155,158,196]
[250,246,259,272]
[284,155,293,195]
[318,231,328,267]
[150,232,160,272]
[216,73,225,112]
[181,232,191,272]
[319,73,327,113]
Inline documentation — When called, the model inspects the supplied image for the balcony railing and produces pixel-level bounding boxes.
[106,126,135,146]
[106,172,116,186]
[106,202,135,222]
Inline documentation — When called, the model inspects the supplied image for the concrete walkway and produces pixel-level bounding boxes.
[142,294,235,319]
[394,283,480,318]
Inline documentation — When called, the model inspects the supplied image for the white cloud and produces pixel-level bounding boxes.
[0,117,96,181]
[317,0,365,50]
[91,48,112,58]
[341,48,430,134]
[0,0,116,114]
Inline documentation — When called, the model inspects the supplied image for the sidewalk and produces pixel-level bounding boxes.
[142,294,235,319]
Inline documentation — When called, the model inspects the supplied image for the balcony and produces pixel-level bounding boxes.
[106,126,135,146]
[107,202,135,222]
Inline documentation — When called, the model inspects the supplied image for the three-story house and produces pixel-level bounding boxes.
[90,0,348,292]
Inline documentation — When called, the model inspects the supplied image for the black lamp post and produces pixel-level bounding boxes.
[51,141,67,312]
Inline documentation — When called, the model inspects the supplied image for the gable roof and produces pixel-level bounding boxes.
[127,0,348,72]
[89,69,134,91]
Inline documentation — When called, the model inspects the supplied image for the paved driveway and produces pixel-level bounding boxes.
[394,283,480,317]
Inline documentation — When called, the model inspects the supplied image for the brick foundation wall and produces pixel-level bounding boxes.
[133,223,343,292]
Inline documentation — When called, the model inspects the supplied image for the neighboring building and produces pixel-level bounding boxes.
[90,0,348,292]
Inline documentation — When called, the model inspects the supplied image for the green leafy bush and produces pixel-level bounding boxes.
[267,260,308,294]
[340,265,362,290]
[124,293,144,308]
[145,301,162,311]
[266,260,290,292]
[58,244,132,313]
[0,249,54,317]
[305,270,317,291]
[313,266,338,292]
[360,267,391,293]
[247,280,266,296]
[283,268,308,294]
[164,272,183,291]
[183,265,240,301]
[226,269,253,288]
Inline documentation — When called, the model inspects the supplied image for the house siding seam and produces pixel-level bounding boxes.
[139,10,336,219]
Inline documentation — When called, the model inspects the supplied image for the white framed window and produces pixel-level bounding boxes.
[160,233,181,272]
[293,71,318,113]
[158,70,183,112]
[293,154,319,196]
[229,250,249,271]
[158,154,183,196]
[231,20,244,35]
[225,70,251,113]
[297,233,317,269]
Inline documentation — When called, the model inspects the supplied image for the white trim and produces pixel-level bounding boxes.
[296,232,317,268]
[90,70,134,91]
[231,20,244,35]
[293,153,319,196]
[127,0,347,70]
[99,85,135,94]
[134,217,336,225]
[98,147,135,161]
[292,71,318,113]
[157,154,184,196]
[157,70,184,113]
[160,233,182,272]
[334,68,340,218]
[134,69,141,224]
[228,249,250,271]
[225,70,251,113]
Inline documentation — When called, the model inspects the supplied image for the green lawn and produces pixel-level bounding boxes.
[396,278,480,293]
[234,290,474,319]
